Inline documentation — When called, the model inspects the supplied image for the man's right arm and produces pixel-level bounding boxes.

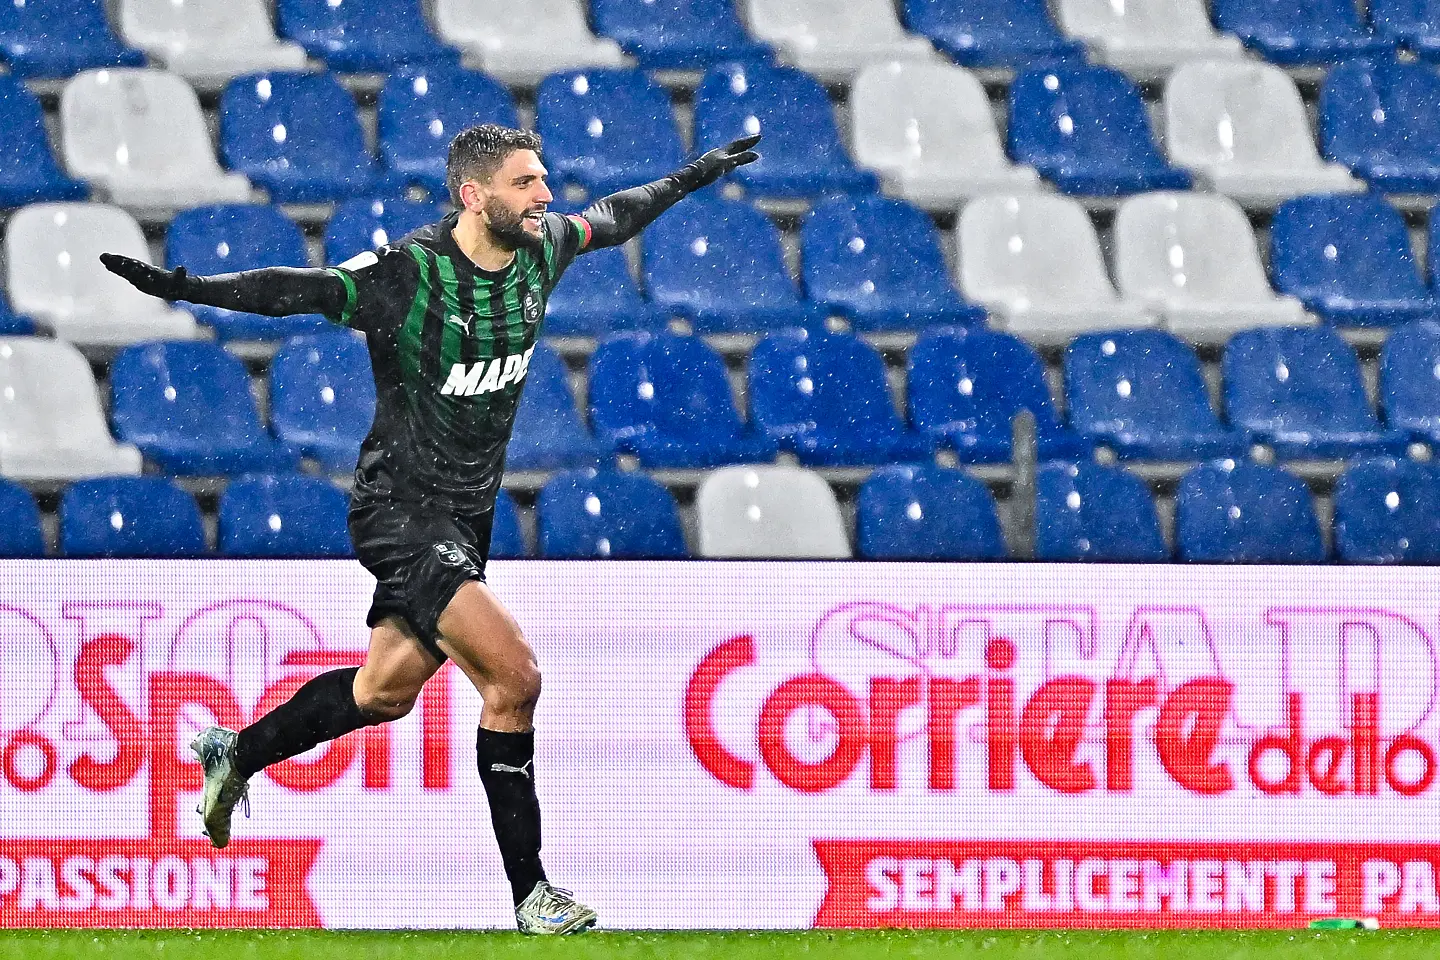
[100,254,349,321]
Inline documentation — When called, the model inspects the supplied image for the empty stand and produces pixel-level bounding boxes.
[379,68,520,197]
[537,468,687,558]
[60,477,206,558]
[1175,460,1325,563]
[743,0,935,83]
[118,0,307,87]
[0,0,144,78]
[1035,461,1169,561]
[491,489,527,558]
[1322,60,1440,194]
[1055,0,1243,78]
[269,332,377,472]
[1334,457,1440,563]
[220,474,353,558]
[275,0,456,73]
[1370,0,1440,60]
[535,70,685,197]
[325,198,443,264]
[901,0,1086,68]
[1380,320,1440,445]
[0,478,44,557]
[432,0,628,85]
[857,464,1006,560]
[696,465,849,558]
[505,341,604,471]
[1211,0,1392,64]
[543,244,665,336]
[590,0,769,70]
[0,75,88,207]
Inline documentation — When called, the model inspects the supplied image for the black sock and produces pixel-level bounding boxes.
[233,667,379,779]
[476,727,547,906]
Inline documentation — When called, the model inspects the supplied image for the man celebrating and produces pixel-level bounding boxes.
[101,125,760,934]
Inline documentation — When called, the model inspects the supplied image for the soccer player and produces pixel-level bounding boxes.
[100,125,760,934]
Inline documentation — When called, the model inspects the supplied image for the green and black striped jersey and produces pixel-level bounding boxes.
[324,210,590,510]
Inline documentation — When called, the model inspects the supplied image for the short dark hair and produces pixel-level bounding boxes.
[446,124,544,206]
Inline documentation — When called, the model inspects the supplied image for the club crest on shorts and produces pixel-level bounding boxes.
[522,291,542,325]
[433,542,468,567]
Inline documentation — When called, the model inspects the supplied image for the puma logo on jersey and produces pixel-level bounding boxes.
[439,345,535,397]
[446,314,474,335]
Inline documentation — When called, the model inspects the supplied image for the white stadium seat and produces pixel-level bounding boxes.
[851,62,1043,211]
[60,69,252,214]
[1114,192,1311,343]
[118,0,306,88]
[1055,0,1243,79]
[1165,61,1365,208]
[0,338,142,481]
[433,0,630,85]
[5,203,199,347]
[696,466,851,558]
[957,194,1156,346]
[742,0,936,84]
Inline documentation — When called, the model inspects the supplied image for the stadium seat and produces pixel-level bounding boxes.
[0,295,34,336]
[801,194,985,331]
[1008,67,1192,196]
[0,478,43,557]
[1370,0,1440,60]
[118,0,306,87]
[1054,0,1243,78]
[857,464,1006,560]
[590,0,769,70]
[61,69,252,214]
[1321,60,1440,194]
[957,194,1156,345]
[0,0,144,79]
[1211,0,1392,65]
[1335,456,1440,563]
[506,341,604,471]
[221,72,390,204]
[907,327,1090,463]
[642,195,824,334]
[269,332,376,472]
[1175,459,1325,563]
[849,62,1042,212]
[0,75,88,207]
[588,332,777,468]
[0,338,141,481]
[1114,192,1308,343]
[537,468,687,558]
[490,489,526,558]
[1065,330,1248,461]
[1035,461,1168,562]
[692,63,877,199]
[543,244,666,336]
[432,0,628,85]
[325,198,444,265]
[900,0,1086,68]
[5,203,198,346]
[535,69,685,198]
[1380,320,1440,445]
[219,474,352,558]
[1269,193,1436,328]
[378,68,520,197]
[1164,61,1364,208]
[743,0,934,83]
[166,204,327,342]
[110,341,299,475]
[695,465,849,558]
[1223,327,1409,460]
[60,477,206,559]
[275,0,456,72]
[748,328,931,466]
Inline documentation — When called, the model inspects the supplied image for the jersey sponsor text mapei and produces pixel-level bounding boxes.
[440,345,536,397]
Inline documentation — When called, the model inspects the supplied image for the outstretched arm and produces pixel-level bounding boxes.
[99,254,348,319]
[579,134,761,250]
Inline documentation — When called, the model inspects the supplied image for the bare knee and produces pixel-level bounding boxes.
[352,666,423,721]
[484,659,542,718]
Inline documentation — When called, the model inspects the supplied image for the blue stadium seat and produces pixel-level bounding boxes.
[1175,459,1325,563]
[907,327,1090,464]
[1007,67,1191,196]
[801,194,986,332]
[166,205,328,342]
[490,489,526,558]
[900,0,1086,68]
[1321,60,1440,193]
[589,0,769,69]
[1370,0,1440,60]
[543,244,666,336]
[60,477,206,559]
[1335,456,1440,563]
[1036,462,1168,562]
[0,292,34,336]
[692,63,876,198]
[1223,327,1409,459]
[0,478,44,557]
[537,468,687,558]
[0,75,87,207]
[536,69,685,197]
[748,328,931,467]
[506,341,604,471]
[1212,0,1393,65]
[221,72,390,204]
[642,195,824,333]
[379,67,519,197]
[219,474,353,558]
[1269,194,1435,328]
[111,341,299,476]
[325,198,444,265]
[1382,320,1440,444]
[275,0,457,72]
[0,0,144,78]
[1065,330,1248,461]
[588,331,777,468]
[269,332,376,472]
[857,465,1007,560]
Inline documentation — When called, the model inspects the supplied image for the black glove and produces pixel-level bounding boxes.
[99,253,195,301]
[672,134,761,192]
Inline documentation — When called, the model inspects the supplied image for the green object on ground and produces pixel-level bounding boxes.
[1310,918,1381,930]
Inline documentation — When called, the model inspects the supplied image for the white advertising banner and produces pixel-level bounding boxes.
[0,560,1438,929]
